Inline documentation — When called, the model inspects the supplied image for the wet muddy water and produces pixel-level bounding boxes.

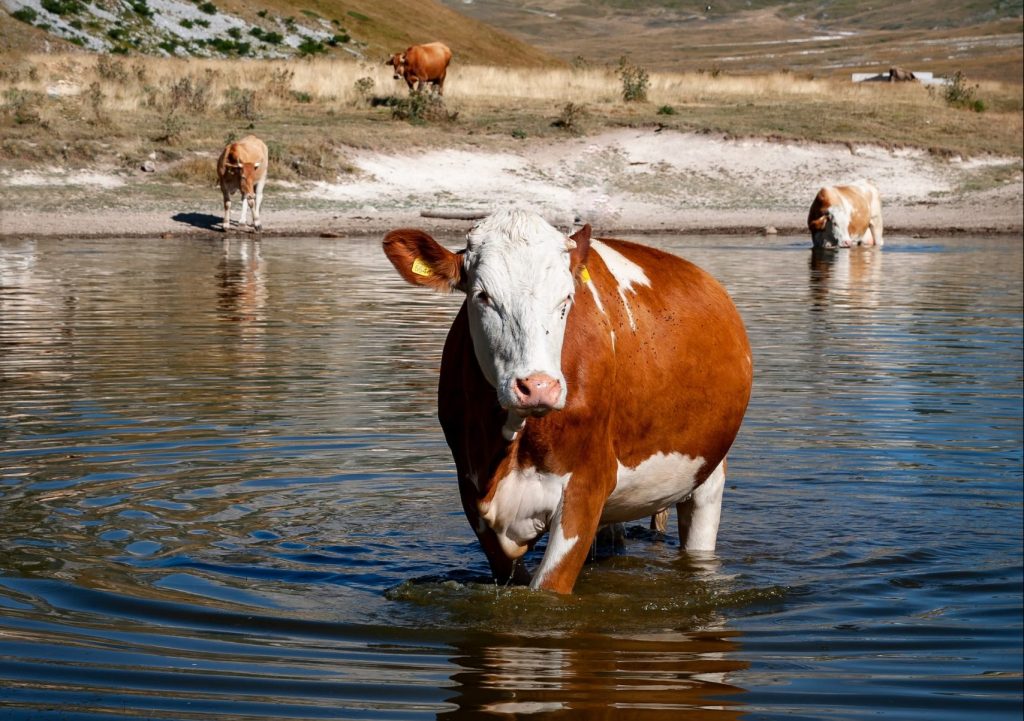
[0,233,1021,719]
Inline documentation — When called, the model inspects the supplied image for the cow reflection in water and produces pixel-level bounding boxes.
[808,245,884,312]
[441,629,747,719]
[217,239,267,327]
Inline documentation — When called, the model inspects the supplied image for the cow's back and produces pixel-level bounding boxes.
[408,42,452,76]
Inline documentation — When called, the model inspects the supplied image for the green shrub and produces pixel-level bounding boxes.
[12,7,38,23]
[657,104,676,115]
[298,37,326,56]
[40,0,83,16]
[130,0,153,18]
[942,70,986,112]
[197,1,217,15]
[391,91,456,124]
[617,57,649,103]
[553,101,587,132]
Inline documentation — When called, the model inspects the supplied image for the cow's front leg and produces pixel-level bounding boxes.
[252,178,265,231]
[238,193,250,226]
[459,480,531,586]
[530,475,608,594]
[221,188,232,231]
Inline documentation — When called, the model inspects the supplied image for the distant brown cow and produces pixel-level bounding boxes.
[217,134,268,232]
[888,66,916,82]
[386,42,452,95]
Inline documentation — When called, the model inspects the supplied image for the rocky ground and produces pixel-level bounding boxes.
[1,128,1021,241]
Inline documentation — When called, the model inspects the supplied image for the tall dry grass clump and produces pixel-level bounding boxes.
[1,52,1020,172]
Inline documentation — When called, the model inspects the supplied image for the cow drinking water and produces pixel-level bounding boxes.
[807,180,884,249]
[217,134,268,232]
[383,208,753,594]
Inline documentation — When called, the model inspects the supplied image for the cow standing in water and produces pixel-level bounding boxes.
[808,180,884,248]
[386,42,452,95]
[383,208,753,594]
[217,135,268,232]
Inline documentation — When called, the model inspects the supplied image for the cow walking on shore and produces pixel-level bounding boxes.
[217,135,268,232]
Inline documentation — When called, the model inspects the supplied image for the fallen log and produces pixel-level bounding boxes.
[420,209,489,220]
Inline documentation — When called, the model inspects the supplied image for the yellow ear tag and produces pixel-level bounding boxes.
[411,258,433,277]
[579,266,591,284]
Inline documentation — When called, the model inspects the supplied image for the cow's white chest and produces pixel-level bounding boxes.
[601,452,705,523]
[480,467,570,557]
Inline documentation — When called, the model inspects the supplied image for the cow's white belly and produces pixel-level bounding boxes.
[600,452,705,524]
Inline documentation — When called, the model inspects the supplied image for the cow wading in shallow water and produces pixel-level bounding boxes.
[808,180,884,249]
[383,208,753,594]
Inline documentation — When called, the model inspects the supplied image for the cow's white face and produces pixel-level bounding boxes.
[462,209,578,415]
[814,203,852,248]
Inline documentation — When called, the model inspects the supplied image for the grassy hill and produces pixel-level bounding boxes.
[437,0,1024,83]
[3,0,1019,82]
[0,0,562,66]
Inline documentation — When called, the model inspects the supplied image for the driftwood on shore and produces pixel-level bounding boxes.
[420,209,489,220]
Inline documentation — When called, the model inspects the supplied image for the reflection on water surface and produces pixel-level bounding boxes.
[0,234,1021,720]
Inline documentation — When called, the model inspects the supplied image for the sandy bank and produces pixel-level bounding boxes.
[1,129,1021,240]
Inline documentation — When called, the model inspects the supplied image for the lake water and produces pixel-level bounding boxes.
[0,233,1021,720]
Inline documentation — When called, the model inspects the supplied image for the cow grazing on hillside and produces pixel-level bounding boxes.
[386,42,453,95]
[217,134,268,232]
[383,208,753,594]
[808,180,884,249]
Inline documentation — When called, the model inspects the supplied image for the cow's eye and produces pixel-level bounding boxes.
[474,290,490,306]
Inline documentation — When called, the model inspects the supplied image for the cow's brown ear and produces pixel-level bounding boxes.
[569,224,592,280]
[383,228,464,293]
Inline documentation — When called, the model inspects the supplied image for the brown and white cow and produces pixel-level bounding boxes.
[217,134,268,232]
[386,42,452,95]
[383,208,753,594]
[807,180,884,249]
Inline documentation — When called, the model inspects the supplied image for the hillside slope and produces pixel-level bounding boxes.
[437,0,1024,82]
[0,0,562,66]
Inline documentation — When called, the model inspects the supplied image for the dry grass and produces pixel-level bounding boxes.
[1,52,1021,186]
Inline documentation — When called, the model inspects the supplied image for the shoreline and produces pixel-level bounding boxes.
[2,129,1021,241]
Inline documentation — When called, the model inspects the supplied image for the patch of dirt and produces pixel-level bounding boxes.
[1,129,1021,240]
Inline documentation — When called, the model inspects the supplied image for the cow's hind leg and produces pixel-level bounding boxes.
[677,459,726,551]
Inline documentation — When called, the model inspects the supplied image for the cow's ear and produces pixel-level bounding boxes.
[383,228,465,293]
[568,224,592,280]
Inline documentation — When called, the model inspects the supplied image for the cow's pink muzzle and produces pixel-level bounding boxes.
[511,373,562,414]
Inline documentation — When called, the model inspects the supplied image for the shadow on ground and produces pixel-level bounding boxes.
[172,212,223,232]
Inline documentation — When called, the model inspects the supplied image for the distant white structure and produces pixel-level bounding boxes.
[853,70,949,86]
